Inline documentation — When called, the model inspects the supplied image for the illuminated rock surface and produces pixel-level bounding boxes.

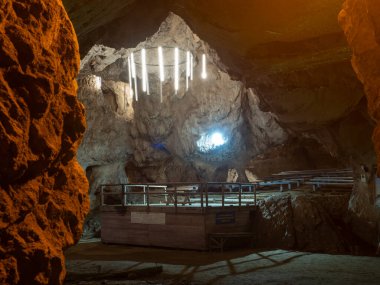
[0,0,89,284]
[339,0,380,248]
[77,13,287,184]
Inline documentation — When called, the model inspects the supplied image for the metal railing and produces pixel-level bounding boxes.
[100,182,258,209]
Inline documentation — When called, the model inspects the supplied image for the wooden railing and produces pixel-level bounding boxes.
[100,182,258,208]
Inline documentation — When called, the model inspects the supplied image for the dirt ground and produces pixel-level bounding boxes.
[64,239,380,285]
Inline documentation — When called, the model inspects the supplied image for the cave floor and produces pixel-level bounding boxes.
[64,240,380,285]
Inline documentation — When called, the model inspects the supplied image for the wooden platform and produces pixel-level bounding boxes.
[101,205,256,250]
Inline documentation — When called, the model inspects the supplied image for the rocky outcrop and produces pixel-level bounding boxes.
[63,0,367,131]
[339,0,380,175]
[64,0,376,171]
[339,0,380,249]
[0,1,89,284]
[253,193,370,253]
[78,13,288,187]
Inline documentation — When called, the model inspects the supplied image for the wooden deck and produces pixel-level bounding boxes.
[100,169,354,250]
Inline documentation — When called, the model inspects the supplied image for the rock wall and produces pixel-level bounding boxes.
[77,13,288,187]
[253,193,371,253]
[0,1,89,284]
[339,0,380,249]
[339,0,380,175]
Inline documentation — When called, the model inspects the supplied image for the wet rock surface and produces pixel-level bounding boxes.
[0,0,89,284]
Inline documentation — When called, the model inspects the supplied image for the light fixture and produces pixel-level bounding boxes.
[126,47,208,102]
[196,131,227,152]
[211,132,225,146]
[186,51,190,91]
[174,47,179,94]
[94,76,102,89]
[201,53,207,79]
[141,48,148,93]
[130,52,138,101]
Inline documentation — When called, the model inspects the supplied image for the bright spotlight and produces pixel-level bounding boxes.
[196,131,227,152]
[211,132,225,146]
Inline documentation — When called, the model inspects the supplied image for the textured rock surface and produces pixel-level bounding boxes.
[0,1,89,284]
[339,0,380,175]
[339,0,380,249]
[63,0,367,131]
[78,13,288,185]
[253,193,370,253]
[64,0,376,170]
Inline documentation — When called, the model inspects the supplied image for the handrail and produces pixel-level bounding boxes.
[100,182,259,208]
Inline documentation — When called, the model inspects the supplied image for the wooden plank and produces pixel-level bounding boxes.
[148,224,206,249]
[165,213,205,226]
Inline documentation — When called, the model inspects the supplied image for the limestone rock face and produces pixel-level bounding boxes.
[63,0,366,131]
[78,13,287,187]
[253,193,368,253]
[0,1,89,284]
[64,0,376,172]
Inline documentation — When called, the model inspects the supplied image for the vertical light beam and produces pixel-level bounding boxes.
[95,76,102,89]
[186,51,190,90]
[131,52,136,78]
[190,53,193,81]
[127,56,133,99]
[201,53,207,79]
[174,47,179,94]
[141,48,147,92]
[131,52,138,101]
[158,46,164,82]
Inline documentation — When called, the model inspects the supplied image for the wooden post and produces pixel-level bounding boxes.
[254,183,257,207]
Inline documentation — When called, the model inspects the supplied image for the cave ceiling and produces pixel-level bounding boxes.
[63,0,366,131]
[63,0,376,171]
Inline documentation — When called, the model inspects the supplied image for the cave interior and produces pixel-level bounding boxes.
[1,0,380,284]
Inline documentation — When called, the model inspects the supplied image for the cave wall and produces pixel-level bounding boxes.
[0,0,89,284]
[63,0,376,173]
[338,0,380,248]
[339,0,380,175]
[76,14,293,214]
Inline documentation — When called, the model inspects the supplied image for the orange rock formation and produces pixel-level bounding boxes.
[339,0,380,174]
[0,0,89,284]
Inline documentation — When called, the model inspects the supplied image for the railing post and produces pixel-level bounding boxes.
[143,185,146,205]
[206,183,209,207]
[123,185,127,206]
[146,185,150,210]
[222,186,225,208]
[174,186,177,212]
[254,183,257,206]
[238,184,242,207]
[200,184,204,209]
[101,185,104,206]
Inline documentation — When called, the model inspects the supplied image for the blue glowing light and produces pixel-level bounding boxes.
[197,131,227,152]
